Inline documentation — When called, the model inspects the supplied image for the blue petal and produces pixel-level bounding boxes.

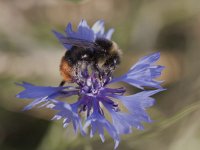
[84,112,120,149]
[109,112,132,134]
[131,52,160,69]
[110,52,164,89]
[105,28,114,40]
[52,30,71,49]
[23,97,47,111]
[16,82,66,99]
[53,19,114,49]
[49,100,86,136]
[53,20,95,49]
[100,87,126,96]
[102,100,144,134]
[91,20,115,40]
[64,19,95,42]
[16,82,73,99]
[112,112,145,133]
[75,19,95,41]
[84,101,120,149]
[109,89,165,122]
[16,82,78,111]
[92,20,105,37]
[65,22,75,37]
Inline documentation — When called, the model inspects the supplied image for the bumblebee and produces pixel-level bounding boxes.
[59,37,122,86]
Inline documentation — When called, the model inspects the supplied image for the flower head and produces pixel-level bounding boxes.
[16,20,165,149]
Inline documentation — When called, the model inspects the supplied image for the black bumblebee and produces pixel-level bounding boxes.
[59,37,122,86]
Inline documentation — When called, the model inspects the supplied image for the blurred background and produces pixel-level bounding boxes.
[0,0,200,150]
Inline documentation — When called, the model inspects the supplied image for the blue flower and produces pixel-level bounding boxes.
[16,20,165,149]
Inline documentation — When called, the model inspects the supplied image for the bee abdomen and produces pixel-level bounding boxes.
[60,56,73,82]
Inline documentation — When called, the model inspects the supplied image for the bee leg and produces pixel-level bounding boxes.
[75,62,82,78]
[59,80,66,86]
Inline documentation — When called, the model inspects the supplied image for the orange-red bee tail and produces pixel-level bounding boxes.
[60,56,73,83]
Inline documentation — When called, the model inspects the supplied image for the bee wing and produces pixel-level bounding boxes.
[60,37,98,49]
